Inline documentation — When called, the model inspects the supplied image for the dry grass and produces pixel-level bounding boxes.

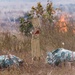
[0,32,31,52]
[0,49,75,75]
[0,25,75,75]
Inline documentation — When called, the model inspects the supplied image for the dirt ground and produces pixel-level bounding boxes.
[0,50,75,75]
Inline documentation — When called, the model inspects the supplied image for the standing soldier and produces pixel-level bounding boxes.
[31,16,41,61]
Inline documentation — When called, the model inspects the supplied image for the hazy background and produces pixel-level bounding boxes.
[0,0,75,33]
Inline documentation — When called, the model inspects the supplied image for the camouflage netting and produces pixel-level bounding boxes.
[0,54,23,68]
[46,48,75,66]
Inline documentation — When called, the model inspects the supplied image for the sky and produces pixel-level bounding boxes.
[0,0,75,16]
[0,0,75,4]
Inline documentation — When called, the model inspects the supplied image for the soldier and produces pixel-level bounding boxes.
[31,16,41,61]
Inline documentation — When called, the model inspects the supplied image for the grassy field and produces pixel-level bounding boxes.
[0,47,75,75]
[0,29,75,75]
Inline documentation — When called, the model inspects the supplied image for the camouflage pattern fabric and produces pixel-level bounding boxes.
[0,54,23,68]
[46,48,75,66]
